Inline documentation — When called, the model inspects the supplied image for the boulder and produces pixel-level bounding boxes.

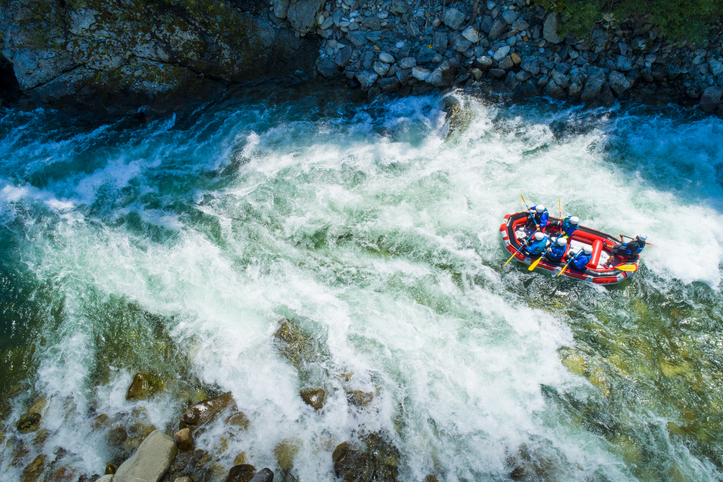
[274,439,300,471]
[16,413,41,434]
[347,390,374,406]
[300,388,327,410]
[378,77,401,92]
[501,10,518,24]
[543,13,563,44]
[580,68,606,101]
[126,372,163,401]
[333,434,399,482]
[274,0,290,18]
[317,58,340,78]
[608,70,631,96]
[287,0,325,35]
[335,46,353,67]
[356,71,378,89]
[249,469,274,482]
[520,57,540,75]
[226,412,250,430]
[174,428,194,452]
[499,56,514,71]
[417,46,437,64]
[452,34,472,53]
[390,0,410,14]
[489,68,506,78]
[96,476,113,482]
[432,31,448,53]
[399,57,417,69]
[488,19,508,40]
[442,8,465,30]
[226,464,256,482]
[114,430,177,482]
[543,80,566,99]
[700,86,722,112]
[181,393,237,427]
[347,31,368,47]
[461,27,480,43]
[22,454,46,482]
[412,67,431,82]
[550,69,570,88]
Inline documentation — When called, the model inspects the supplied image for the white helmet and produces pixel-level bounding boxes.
[534,232,545,241]
[570,216,579,225]
[557,237,567,246]
[536,205,546,212]
[637,234,647,241]
[583,246,592,255]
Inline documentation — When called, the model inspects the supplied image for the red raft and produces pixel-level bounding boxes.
[499,211,639,285]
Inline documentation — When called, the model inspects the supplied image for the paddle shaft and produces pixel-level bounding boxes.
[520,194,539,229]
[505,233,535,266]
[528,233,564,271]
[620,233,654,246]
[556,249,583,277]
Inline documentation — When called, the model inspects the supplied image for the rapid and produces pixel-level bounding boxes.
[1,84,722,481]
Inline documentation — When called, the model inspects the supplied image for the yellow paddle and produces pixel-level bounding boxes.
[614,264,637,272]
[528,249,548,271]
[505,233,534,266]
[556,249,582,277]
[520,194,539,229]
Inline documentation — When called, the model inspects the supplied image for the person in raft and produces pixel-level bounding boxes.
[568,245,592,271]
[524,231,549,256]
[612,234,647,258]
[526,204,549,231]
[545,237,568,262]
[560,215,579,238]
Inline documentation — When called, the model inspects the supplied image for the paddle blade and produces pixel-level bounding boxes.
[528,256,543,271]
[504,249,519,266]
[556,265,569,277]
[615,264,637,272]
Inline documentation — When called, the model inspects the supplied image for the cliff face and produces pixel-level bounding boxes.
[0,0,322,115]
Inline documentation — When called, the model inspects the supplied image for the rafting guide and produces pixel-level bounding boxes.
[501,196,647,284]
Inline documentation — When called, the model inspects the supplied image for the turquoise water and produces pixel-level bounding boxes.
[1,85,722,480]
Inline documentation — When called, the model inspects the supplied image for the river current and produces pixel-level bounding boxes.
[1,84,722,481]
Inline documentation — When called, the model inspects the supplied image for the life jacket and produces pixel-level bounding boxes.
[613,240,645,257]
[526,236,548,255]
[571,252,590,270]
[530,205,549,228]
[548,242,567,260]
[561,216,577,237]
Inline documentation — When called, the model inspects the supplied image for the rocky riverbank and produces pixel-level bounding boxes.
[0,0,722,116]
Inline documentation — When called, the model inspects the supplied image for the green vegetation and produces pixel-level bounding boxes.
[535,0,723,43]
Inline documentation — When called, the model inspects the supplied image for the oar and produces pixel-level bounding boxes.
[614,264,637,272]
[520,194,539,228]
[505,233,534,266]
[556,249,582,277]
[528,233,562,271]
[619,233,654,246]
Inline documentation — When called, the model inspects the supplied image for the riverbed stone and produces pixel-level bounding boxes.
[580,67,606,101]
[21,454,46,482]
[356,71,378,89]
[700,86,722,112]
[461,26,480,43]
[174,428,194,452]
[226,464,256,482]
[488,19,508,40]
[300,388,327,410]
[126,372,163,401]
[608,70,631,96]
[412,66,431,82]
[249,468,274,482]
[442,8,465,30]
[16,412,41,434]
[114,430,177,482]
[332,434,399,482]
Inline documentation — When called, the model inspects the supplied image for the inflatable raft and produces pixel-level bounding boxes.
[499,211,639,285]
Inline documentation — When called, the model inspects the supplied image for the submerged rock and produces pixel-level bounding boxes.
[21,454,46,482]
[274,439,300,471]
[16,412,41,434]
[174,428,194,452]
[114,430,177,482]
[226,463,256,482]
[126,372,164,401]
[249,468,274,482]
[332,434,400,482]
[347,390,374,407]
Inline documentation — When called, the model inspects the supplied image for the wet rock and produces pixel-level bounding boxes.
[50,465,78,482]
[580,67,606,101]
[27,397,46,416]
[181,392,237,428]
[356,71,379,89]
[21,454,46,482]
[287,0,326,35]
[226,411,250,430]
[226,464,256,482]
[543,80,566,99]
[347,390,374,407]
[300,388,327,410]
[417,46,437,65]
[608,70,631,96]
[378,77,401,92]
[275,439,300,471]
[96,476,113,482]
[249,468,274,482]
[599,83,615,107]
[543,13,563,44]
[16,413,41,434]
[114,430,177,482]
[412,67,431,82]
[174,428,194,452]
[348,31,368,47]
[379,52,395,64]
[335,46,353,68]
[174,477,193,482]
[550,69,570,89]
[513,80,538,99]
[391,0,410,14]
[126,372,163,401]
[700,86,722,112]
[489,68,506,79]
[461,27,480,43]
[488,19,508,40]
[442,8,465,30]
[274,0,290,18]
[332,434,399,482]
[452,34,472,54]
[317,58,340,78]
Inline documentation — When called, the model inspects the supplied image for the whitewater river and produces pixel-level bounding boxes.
[1,84,722,481]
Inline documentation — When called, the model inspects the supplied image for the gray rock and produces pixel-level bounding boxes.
[700,86,722,112]
[274,0,291,18]
[391,0,410,14]
[501,9,518,24]
[407,22,420,37]
[366,31,382,42]
[543,13,563,44]
[335,45,353,67]
[442,8,466,30]
[379,52,395,64]
[608,70,631,96]
[616,55,633,72]
[488,19,508,40]
[114,430,177,482]
[412,66,431,82]
[399,57,416,69]
[480,15,493,34]
[356,71,378,89]
[347,31,368,47]
[452,34,472,53]
[461,26,480,43]
[489,68,506,78]
[378,77,401,92]
[373,61,390,76]
[510,18,529,34]
[499,56,514,70]
[249,468,275,482]
[317,58,340,77]
[591,29,608,47]
[96,476,113,482]
[580,67,606,101]
[709,59,723,77]
[287,0,325,35]
[433,31,448,53]
[520,56,540,75]
[396,68,413,84]
[514,80,538,98]
[599,83,615,106]
[493,46,510,61]
[417,46,436,64]
[543,79,566,99]
[428,68,451,87]
[362,17,381,30]
[551,69,569,88]
[174,428,194,452]
[476,55,493,68]
[568,81,583,98]
[319,17,334,29]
